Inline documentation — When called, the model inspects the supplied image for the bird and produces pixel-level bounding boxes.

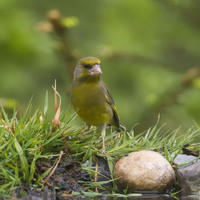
[71,57,121,153]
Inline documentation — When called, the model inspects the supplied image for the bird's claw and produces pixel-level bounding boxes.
[99,148,106,154]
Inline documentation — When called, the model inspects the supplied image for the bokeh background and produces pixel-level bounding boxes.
[1,0,200,133]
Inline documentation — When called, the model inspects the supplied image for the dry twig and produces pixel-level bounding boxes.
[52,80,61,132]
[94,157,99,193]
[41,150,64,185]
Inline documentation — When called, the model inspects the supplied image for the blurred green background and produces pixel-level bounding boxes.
[1,0,200,133]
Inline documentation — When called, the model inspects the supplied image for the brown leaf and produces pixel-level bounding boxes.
[52,80,61,132]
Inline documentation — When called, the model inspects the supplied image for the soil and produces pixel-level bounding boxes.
[12,154,90,199]
[11,154,112,200]
[10,151,199,199]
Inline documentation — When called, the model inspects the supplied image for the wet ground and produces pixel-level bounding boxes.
[12,154,90,199]
[10,153,200,200]
[11,153,115,200]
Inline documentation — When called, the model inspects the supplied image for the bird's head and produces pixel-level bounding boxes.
[74,57,102,82]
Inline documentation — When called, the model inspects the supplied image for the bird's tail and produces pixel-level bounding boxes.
[120,123,130,132]
[115,123,130,133]
[110,122,130,133]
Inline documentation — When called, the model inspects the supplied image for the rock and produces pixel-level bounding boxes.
[173,154,198,166]
[174,154,200,196]
[113,150,175,192]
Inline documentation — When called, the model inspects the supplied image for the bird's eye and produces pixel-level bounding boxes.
[83,64,92,69]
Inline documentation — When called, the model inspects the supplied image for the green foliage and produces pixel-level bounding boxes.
[62,17,79,28]
[0,97,200,198]
[1,0,200,132]
[1,1,200,197]
[0,104,75,197]
[72,190,142,198]
[0,0,57,110]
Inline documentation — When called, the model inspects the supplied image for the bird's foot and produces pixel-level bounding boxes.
[99,148,106,154]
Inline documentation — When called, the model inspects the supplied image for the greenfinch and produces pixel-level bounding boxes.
[71,57,120,153]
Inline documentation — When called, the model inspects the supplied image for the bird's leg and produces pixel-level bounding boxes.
[78,123,91,137]
[100,125,107,154]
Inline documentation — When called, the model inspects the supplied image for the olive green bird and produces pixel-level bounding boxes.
[71,57,121,153]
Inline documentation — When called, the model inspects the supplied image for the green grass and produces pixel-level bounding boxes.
[0,95,200,198]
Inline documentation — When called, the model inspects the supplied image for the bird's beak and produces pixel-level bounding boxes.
[90,64,102,75]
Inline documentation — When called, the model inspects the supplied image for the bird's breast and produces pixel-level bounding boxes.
[71,82,113,126]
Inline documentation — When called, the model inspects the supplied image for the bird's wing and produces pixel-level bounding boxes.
[102,82,120,130]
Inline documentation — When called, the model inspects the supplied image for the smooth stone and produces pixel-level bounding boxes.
[113,150,175,192]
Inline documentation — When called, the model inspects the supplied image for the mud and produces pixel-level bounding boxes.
[10,153,198,199]
[12,154,90,199]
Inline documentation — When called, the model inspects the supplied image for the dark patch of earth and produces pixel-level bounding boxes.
[10,152,194,200]
[11,154,112,200]
[12,154,89,199]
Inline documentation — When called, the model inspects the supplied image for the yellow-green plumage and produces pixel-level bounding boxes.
[71,57,120,153]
